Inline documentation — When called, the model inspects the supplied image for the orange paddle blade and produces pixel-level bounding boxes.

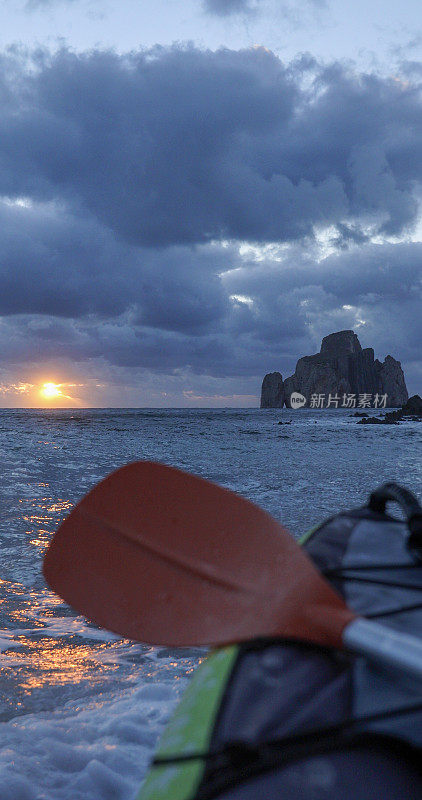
[43,461,354,647]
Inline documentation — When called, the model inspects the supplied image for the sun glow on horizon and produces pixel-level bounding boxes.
[40,382,63,400]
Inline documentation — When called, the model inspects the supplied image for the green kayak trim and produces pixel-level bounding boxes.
[138,528,314,800]
[299,524,320,545]
[137,645,239,800]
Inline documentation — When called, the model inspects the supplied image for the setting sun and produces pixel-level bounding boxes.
[41,382,62,399]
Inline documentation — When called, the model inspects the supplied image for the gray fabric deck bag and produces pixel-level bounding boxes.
[192,488,422,799]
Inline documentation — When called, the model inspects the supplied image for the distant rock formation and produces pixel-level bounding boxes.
[261,330,408,408]
[402,395,422,415]
[358,395,422,424]
[379,356,408,408]
[260,372,285,408]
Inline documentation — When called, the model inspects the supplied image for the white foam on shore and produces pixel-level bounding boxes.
[38,616,122,642]
[0,676,184,800]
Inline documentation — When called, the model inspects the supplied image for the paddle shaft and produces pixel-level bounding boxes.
[344,618,422,684]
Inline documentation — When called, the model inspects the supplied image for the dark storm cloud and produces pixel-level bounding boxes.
[0,200,229,332]
[24,0,78,8]
[203,0,261,15]
[2,196,421,381]
[223,241,422,368]
[202,0,324,16]
[224,241,422,317]
[1,44,422,390]
[330,223,369,249]
[1,46,421,247]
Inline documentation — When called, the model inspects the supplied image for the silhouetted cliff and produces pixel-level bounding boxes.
[261,330,408,408]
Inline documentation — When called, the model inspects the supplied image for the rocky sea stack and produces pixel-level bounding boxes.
[260,372,285,409]
[261,330,408,408]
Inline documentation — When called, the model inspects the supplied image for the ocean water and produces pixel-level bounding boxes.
[0,407,421,799]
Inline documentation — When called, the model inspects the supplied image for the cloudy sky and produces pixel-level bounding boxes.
[0,0,421,407]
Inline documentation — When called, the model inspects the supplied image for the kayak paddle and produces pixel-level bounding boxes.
[43,461,422,682]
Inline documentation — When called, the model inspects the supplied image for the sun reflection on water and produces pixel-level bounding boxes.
[1,571,204,720]
[1,487,203,721]
[0,576,133,720]
[11,637,120,690]
[19,495,73,554]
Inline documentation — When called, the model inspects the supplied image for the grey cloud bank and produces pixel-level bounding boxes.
[0,44,421,403]
[2,47,421,245]
[203,0,257,15]
[202,0,324,17]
